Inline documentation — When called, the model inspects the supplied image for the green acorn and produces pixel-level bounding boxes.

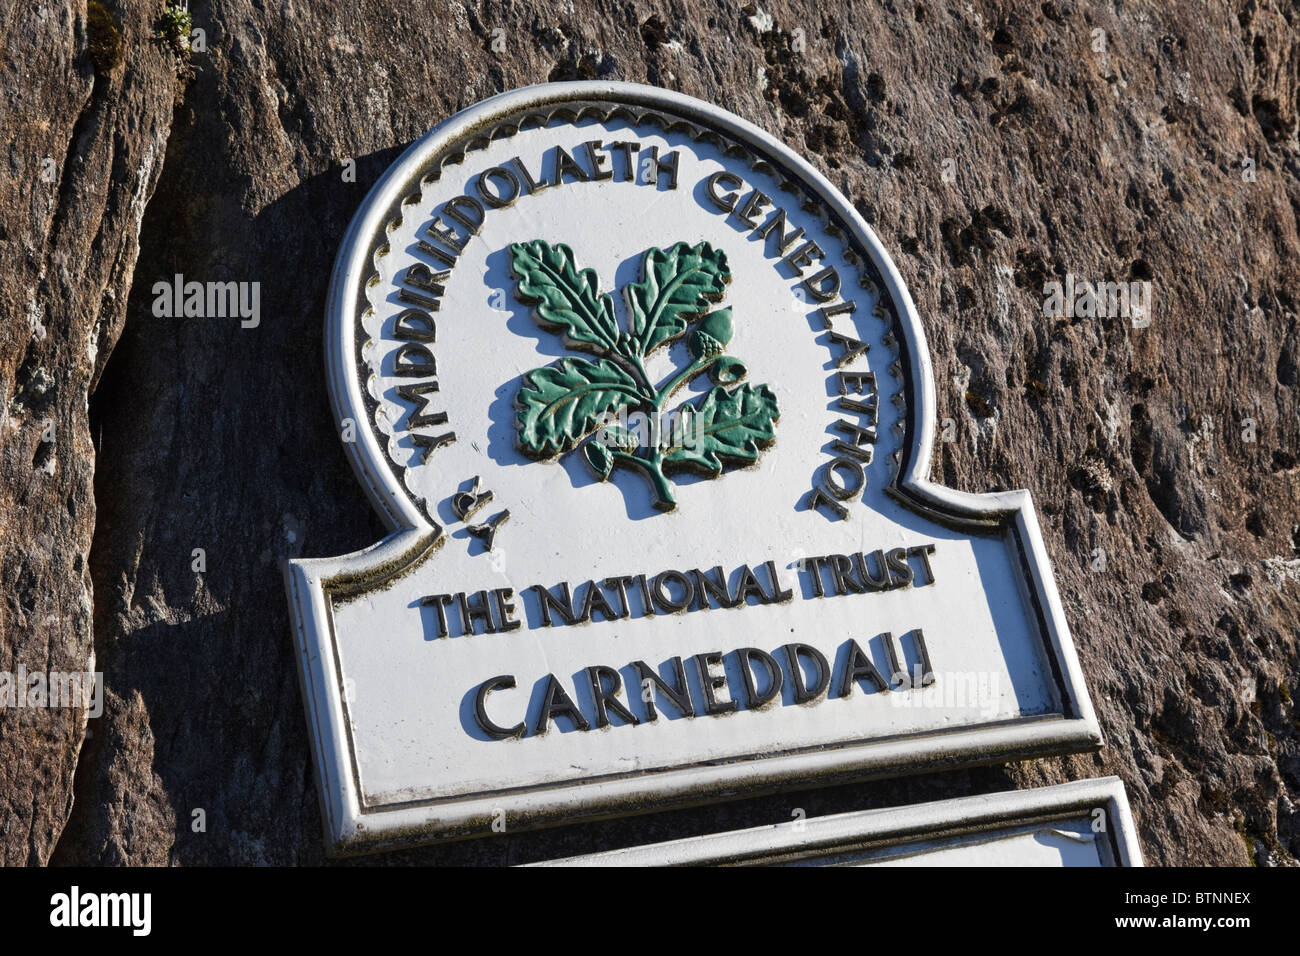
[688,307,733,359]
[710,356,747,385]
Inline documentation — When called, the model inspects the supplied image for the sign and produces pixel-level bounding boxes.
[535,778,1142,866]
[284,81,1101,856]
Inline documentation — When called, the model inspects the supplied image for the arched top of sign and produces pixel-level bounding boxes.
[326,81,990,537]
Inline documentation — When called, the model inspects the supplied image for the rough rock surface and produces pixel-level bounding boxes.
[0,0,1296,865]
[1,0,175,865]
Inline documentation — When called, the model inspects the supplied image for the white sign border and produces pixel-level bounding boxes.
[284,81,1102,856]
[533,777,1143,867]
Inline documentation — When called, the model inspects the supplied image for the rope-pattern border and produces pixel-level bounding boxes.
[352,100,908,521]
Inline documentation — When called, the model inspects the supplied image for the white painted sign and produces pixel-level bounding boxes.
[284,82,1101,856]
[535,778,1143,867]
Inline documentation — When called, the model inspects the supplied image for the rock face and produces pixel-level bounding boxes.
[1,1,175,865]
[2,0,1297,866]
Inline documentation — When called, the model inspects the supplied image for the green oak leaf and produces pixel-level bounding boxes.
[663,383,780,476]
[583,440,615,479]
[509,240,619,354]
[584,423,641,480]
[516,356,643,457]
[625,241,730,356]
[592,423,639,453]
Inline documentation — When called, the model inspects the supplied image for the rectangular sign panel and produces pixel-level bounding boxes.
[535,778,1143,867]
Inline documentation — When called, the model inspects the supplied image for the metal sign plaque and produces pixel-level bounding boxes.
[536,778,1142,867]
[285,81,1101,856]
